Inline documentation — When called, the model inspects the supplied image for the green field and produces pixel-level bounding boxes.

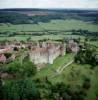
[89,41,98,47]
[0,20,98,32]
[40,20,98,32]
[0,19,98,41]
[0,34,85,41]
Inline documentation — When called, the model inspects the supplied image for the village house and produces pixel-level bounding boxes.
[0,54,6,63]
[0,46,16,63]
[0,47,13,54]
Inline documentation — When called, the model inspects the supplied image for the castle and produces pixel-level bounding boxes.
[0,40,79,64]
[29,42,66,64]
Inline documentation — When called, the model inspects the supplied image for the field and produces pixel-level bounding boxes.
[0,34,85,41]
[0,20,98,32]
[1,19,98,41]
[89,41,98,47]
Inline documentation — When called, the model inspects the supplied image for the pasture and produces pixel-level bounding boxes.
[0,19,98,33]
[1,19,98,41]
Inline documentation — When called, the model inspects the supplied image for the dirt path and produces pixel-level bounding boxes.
[50,60,74,78]
[57,60,74,73]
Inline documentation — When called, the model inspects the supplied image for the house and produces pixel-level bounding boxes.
[0,47,13,54]
[0,54,6,63]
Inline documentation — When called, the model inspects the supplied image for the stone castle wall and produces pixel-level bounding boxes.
[29,42,66,64]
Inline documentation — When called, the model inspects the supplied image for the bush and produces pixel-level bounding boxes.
[75,45,97,67]
[6,61,19,74]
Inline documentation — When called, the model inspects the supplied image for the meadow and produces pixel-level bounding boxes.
[1,19,98,41]
[0,19,98,33]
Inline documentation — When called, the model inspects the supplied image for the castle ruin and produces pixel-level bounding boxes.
[29,42,66,64]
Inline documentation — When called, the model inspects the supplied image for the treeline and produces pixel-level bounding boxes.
[29,14,65,24]
[75,44,98,67]
[0,12,65,24]
[0,9,98,24]
[0,12,30,24]
[72,29,98,36]
[0,29,98,37]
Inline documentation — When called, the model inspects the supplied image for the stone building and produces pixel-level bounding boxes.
[29,42,66,64]
[67,40,79,53]
[0,54,6,63]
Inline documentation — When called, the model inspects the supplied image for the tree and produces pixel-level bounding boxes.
[82,78,91,90]
[0,77,3,100]
[3,79,39,100]
[17,79,39,100]
[5,59,37,77]
[6,61,20,74]
[75,45,97,67]
[21,61,37,77]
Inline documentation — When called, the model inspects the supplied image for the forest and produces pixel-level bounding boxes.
[0,9,98,24]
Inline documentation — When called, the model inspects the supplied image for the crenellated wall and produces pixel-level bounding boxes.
[29,42,66,64]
